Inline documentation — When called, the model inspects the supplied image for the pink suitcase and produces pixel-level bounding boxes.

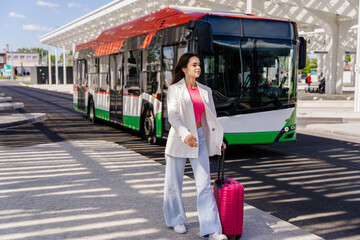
[213,150,244,239]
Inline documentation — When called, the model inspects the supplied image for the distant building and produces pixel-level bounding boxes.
[6,52,39,75]
[0,53,7,76]
[0,53,6,68]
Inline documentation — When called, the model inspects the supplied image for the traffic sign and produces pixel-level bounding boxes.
[4,64,12,74]
[314,51,328,54]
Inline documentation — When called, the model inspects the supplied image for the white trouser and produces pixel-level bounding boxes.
[163,127,222,237]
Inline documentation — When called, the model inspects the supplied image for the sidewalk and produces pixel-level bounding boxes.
[297,87,360,139]
[0,140,323,240]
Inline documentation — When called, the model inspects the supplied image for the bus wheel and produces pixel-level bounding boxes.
[144,109,156,144]
[89,99,96,124]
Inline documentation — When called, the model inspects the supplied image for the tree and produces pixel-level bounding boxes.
[44,55,56,65]
[345,54,351,63]
[16,47,74,66]
[301,57,317,74]
[17,47,47,55]
[59,52,74,66]
[17,48,31,52]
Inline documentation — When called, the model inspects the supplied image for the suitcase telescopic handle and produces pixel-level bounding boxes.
[217,149,226,185]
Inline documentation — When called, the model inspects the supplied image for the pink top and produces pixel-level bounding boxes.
[187,85,205,123]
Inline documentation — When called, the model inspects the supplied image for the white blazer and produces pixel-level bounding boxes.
[165,79,224,158]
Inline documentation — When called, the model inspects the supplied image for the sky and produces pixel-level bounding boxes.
[0,0,113,53]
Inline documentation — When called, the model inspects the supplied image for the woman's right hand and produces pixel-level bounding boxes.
[184,134,198,148]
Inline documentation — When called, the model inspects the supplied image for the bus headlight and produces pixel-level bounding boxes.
[284,127,289,132]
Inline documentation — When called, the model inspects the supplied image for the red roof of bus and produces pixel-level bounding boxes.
[76,7,293,55]
[76,8,205,53]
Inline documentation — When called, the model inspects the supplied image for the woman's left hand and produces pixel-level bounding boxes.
[221,142,226,151]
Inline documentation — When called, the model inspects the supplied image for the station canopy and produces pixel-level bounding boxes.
[40,0,359,52]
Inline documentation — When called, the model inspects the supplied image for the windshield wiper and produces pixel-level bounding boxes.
[257,77,283,108]
[229,77,250,115]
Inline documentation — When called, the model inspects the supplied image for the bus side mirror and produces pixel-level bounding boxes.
[298,37,307,69]
[187,20,214,54]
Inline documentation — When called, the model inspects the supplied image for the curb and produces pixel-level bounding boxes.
[0,97,13,102]
[305,123,360,138]
[0,113,48,130]
[21,83,74,94]
[0,102,25,111]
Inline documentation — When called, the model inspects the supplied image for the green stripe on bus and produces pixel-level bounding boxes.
[123,115,140,130]
[284,107,297,128]
[278,107,297,142]
[224,131,279,145]
[95,108,110,121]
[278,131,296,142]
[155,112,162,138]
[73,103,78,110]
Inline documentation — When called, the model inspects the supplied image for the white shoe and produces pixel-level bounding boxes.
[173,224,187,234]
[209,232,228,240]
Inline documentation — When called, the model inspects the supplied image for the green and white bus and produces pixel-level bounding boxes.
[73,7,306,145]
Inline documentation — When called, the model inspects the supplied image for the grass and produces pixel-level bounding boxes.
[21,81,33,85]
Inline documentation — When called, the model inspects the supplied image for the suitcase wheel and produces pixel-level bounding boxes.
[235,235,242,240]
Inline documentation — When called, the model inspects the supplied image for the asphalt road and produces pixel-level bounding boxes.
[1,81,359,240]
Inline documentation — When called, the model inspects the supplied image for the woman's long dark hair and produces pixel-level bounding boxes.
[172,52,199,85]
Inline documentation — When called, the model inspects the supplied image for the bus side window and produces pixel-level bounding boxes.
[126,50,140,95]
[142,48,160,94]
[89,58,99,89]
[84,60,88,87]
[81,60,87,87]
[177,45,187,61]
[95,58,98,73]
[77,60,82,86]
[162,46,175,133]
[116,53,123,91]
[162,46,174,88]
[140,50,147,93]
[110,55,116,90]
[99,56,109,90]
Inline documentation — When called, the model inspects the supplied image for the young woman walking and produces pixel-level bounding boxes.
[163,53,227,240]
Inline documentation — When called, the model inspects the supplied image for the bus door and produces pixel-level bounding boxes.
[109,53,124,123]
[77,59,86,111]
[161,45,186,136]
[161,46,173,136]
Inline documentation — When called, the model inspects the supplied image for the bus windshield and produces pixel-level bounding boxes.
[201,36,295,115]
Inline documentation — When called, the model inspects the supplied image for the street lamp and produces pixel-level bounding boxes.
[11,46,14,81]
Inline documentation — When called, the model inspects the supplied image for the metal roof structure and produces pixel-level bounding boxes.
[40,0,359,52]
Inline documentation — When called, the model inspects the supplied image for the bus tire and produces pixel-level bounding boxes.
[88,99,96,124]
[143,108,156,144]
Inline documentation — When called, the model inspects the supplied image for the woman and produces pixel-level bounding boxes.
[163,53,227,240]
